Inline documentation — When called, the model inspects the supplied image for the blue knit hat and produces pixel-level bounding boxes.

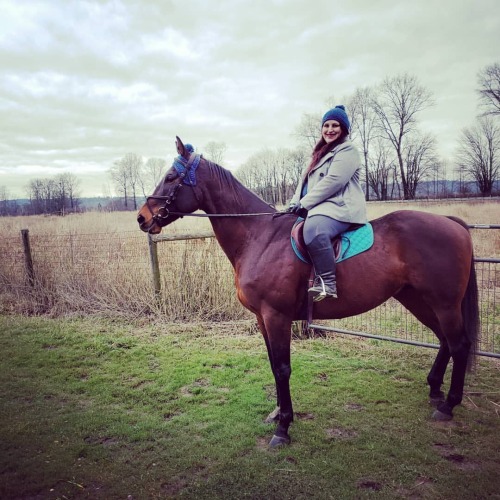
[321,105,350,132]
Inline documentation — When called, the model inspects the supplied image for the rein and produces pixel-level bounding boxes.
[150,210,278,218]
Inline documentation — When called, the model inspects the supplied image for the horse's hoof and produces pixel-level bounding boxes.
[264,407,280,424]
[429,397,445,408]
[269,434,291,448]
[432,409,453,421]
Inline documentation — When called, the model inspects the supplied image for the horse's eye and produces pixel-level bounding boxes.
[165,170,177,182]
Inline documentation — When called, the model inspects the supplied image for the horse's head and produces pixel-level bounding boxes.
[137,136,201,234]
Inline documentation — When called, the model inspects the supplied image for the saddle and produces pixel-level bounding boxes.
[291,219,374,265]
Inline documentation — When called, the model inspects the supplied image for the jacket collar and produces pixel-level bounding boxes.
[307,139,350,174]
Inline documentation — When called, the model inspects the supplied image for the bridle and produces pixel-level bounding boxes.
[143,153,202,227]
[141,153,290,231]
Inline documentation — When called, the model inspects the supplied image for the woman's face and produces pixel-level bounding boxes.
[322,120,342,144]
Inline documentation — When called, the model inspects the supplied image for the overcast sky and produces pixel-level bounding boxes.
[1,0,499,198]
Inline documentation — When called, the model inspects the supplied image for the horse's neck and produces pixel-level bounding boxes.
[200,169,273,266]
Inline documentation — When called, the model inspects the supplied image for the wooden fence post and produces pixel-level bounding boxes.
[21,229,35,287]
[148,233,161,299]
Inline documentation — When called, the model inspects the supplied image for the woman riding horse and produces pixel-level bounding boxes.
[288,105,367,301]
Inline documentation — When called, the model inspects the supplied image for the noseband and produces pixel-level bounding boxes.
[144,153,201,226]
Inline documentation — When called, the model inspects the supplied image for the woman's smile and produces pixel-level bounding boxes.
[322,120,342,143]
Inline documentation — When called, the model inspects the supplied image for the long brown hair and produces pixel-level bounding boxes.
[306,130,348,174]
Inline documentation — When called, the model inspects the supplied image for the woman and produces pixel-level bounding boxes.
[288,105,367,301]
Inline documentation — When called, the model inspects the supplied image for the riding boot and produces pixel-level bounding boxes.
[307,234,338,301]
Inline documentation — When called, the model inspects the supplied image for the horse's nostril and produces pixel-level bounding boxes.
[137,214,145,224]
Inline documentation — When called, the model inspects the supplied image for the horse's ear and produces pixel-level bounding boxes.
[175,136,187,158]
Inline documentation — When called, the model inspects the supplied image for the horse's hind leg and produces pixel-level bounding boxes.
[433,311,471,421]
[427,342,451,407]
[395,289,451,406]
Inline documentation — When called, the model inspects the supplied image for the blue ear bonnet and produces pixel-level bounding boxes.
[172,154,201,186]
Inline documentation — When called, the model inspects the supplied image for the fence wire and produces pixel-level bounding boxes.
[0,229,498,356]
[312,258,499,357]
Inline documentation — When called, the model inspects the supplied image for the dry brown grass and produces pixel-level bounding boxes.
[366,201,500,259]
[0,200,498,327]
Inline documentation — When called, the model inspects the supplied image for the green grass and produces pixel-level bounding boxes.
[1,316,499,499]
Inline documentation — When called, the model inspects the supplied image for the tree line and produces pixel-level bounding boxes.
[0,173,81,216]
[1,64,498,216]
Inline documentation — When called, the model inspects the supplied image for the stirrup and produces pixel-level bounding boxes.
[308,276,338,301]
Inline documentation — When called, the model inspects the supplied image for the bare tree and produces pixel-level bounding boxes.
[0,186,10,216]
[26,179,44,214]
[287,148,308,201]
[367,138,397,200]
[110,153,143,209]
[204,141,227,165]
[64,173,80,210]
[477,62,500,116]
[403,133,438,199]
[54,173,80,212]
[235,147,307,205]
[293,112,322,151]
[109,160,130,208]
[456,116,500,196]
[348,86,378,200]
[371,73,434,199]
[140,157,166,197]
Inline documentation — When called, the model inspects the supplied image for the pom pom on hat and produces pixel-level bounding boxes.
[185,144,195,153]
[321,105,350,132]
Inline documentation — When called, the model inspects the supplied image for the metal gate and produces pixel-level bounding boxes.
[309,224,500,358]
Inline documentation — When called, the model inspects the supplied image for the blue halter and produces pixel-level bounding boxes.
[173,154,201,186]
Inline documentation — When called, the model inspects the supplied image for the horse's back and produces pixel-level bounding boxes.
[370,209,473,298]
[371,210,472,255]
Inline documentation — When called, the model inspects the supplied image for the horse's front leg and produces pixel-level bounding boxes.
[256,317,282,423]
[261,312,294,447]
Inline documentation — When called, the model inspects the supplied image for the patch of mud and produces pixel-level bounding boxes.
[433,443,480,471]
[179,386,194,397]
[164,410,182,421]
[326,427,358,440]
[161,463,210,495]
[191,378,210,387]
[397,476,435,499]
[430,419,467,430]
[357,479,382,491]
[295,412,315,420]
[130,380,153,389]
[344,402,364,411]
[179,379,211,397]
[84,436,119,446]
[263,384,277,401]
[256,437,271,451]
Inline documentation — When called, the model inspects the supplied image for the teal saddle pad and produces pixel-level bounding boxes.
[291,221,374,264]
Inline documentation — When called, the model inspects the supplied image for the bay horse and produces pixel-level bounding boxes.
[137,137,479,447]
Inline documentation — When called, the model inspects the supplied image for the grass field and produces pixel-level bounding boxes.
[1,315,499,499]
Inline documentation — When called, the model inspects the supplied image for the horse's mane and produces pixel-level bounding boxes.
[205,159,275,212]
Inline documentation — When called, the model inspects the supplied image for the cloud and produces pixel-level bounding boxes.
[0,0,499,197]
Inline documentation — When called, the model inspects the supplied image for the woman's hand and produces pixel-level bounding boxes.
[287,204,307,218]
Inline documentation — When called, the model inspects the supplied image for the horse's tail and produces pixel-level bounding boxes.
[447,216,480,370]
